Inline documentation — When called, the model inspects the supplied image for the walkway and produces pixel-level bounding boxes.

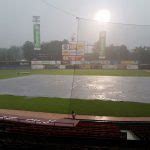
[0,109,150,122]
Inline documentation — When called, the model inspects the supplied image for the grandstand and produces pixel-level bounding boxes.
[0,115,150,149]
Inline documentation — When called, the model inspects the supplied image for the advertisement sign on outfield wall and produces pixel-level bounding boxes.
[62,42,85,61]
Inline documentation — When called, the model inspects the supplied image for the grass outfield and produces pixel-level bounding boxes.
[0,69,150,79]
[0,95,150,117]
[0,70,30,79]
[31,69,150,76]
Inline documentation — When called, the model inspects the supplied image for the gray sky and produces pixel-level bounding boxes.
[1,0,150,48]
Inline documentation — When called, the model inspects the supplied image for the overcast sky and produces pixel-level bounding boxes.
[1,0,150,48]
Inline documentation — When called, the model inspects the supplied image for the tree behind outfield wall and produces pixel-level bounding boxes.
[132,47,150,64]
[106,44,129,62]
[22,41,34,61]
[41,39,69,61]
[0,48,8,61]
[0,47,22,61]
[93,41,130,62]
[7,46,23,61]
[0,39,150,64]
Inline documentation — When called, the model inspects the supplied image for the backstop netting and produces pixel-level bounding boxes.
[69,18,150,117]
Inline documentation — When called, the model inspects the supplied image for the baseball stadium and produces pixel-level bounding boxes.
[0,1,150,149]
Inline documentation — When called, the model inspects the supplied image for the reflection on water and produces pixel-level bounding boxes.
[0,75,150,103]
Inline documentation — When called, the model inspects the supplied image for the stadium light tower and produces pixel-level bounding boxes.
[94,10,110,60]
[33,16,41,51]
[99,31,106,60]
[33,16,40,23]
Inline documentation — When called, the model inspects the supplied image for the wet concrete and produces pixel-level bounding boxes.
[0,75,150,103]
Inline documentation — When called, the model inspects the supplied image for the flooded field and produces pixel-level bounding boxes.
[0,75,150,103]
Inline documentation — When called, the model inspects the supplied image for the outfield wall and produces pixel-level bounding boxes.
[0,60,141,70]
